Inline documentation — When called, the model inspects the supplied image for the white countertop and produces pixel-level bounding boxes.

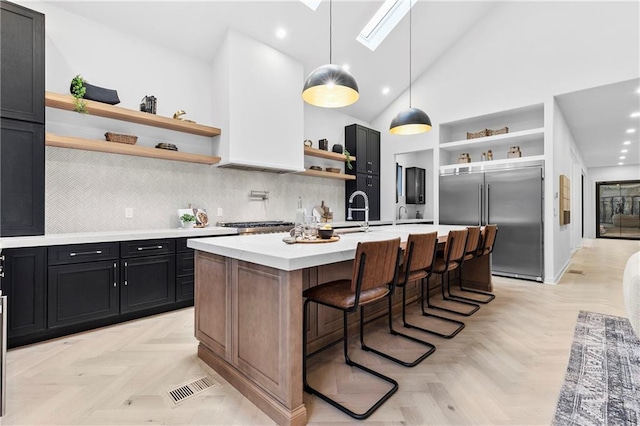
[188,224,464,271]
[0,227,238,250]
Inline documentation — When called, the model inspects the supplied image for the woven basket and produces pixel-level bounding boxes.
[488,126,509,136]
[104,132,138,144]
[466,129,488,139]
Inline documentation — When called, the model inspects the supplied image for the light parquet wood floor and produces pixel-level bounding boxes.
[2,238,639,425]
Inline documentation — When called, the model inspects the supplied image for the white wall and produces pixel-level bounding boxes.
[371,1,639,283]
[585,165,640,239]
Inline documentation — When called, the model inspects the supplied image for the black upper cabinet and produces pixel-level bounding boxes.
[406,167,426,205]
[0,1,45,124]
[0,247,47,339]
[345,124,380,176]
[1,119,45,236]
[0,1,45,237]
[345,124,381,221]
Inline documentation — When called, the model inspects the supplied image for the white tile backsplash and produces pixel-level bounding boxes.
[45,147,345,233]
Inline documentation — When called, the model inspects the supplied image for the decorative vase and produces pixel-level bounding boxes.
[181,220,195,229]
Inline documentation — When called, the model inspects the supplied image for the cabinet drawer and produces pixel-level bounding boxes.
[48,242,119,265]
[177,252,195,277]
[120,239,175,258]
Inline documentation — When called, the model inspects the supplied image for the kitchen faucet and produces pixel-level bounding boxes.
[398,205,408,219]
[347,190,369,232]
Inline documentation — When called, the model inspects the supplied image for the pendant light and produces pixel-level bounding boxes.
[389,3,431,135]
[302,0,359,108]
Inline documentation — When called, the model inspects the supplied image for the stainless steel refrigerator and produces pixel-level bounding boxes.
[439,164,544,282]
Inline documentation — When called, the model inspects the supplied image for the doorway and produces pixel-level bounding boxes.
[596,180,640,240]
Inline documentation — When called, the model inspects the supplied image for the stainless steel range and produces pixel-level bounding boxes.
[218,221,295,235]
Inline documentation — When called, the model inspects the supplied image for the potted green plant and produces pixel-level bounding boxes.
[70,74,88,113]
[344,149,353,170]
[180,213,196,228]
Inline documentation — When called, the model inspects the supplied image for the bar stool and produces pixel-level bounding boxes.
[464,224,498,302]
[428,229,481,317]
[447,226,495,304]
[302,238,402,420]
[360,232,438,367]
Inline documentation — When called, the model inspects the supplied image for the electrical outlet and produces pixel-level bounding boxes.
[125,207,134,218]
[217,207,223,217]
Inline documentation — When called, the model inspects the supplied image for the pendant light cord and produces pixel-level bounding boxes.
[409,2,412,108]
[329,0,333,64]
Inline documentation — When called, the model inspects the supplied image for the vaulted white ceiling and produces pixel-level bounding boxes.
[50,1,639,169]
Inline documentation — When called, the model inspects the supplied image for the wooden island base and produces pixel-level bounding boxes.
[194,246,492,426]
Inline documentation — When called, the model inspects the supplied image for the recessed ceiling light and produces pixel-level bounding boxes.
[300,0,322,11]
[276,27,287,39]
[636,87,640,94]
[623,141,632,145]
[621,149,628,153]
[631,112,640,118]
[627,128,637,133]
[619,162,624,165]
[356,0,417,51]
[620,156,626,159]
[382,86,390,95]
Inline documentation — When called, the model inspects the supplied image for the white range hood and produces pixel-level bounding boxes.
[211,29,304,173]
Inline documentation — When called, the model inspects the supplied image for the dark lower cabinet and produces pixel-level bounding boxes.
[48,260,119,328]
[121,255,175,314]
[0,247,46,338]
[176,251,194,302]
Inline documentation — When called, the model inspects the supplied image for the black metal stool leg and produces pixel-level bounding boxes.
[428,271,480,316]
[359,293,436,367]
[303,300,399,420]
[447,266,496,303]
[400,276,465,339]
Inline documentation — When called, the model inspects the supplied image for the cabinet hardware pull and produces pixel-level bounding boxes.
[0,272,4,279]
[113,262,117,287]
[70,250,102,257]
[137,245,162,251]
[0,255,4,261]
[124,261,128,286]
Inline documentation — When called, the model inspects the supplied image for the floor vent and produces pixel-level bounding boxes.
[165,376,220,407]
[567,269,586,275]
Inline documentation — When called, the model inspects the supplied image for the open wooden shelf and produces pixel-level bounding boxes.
[46,133,221,165]
[45,92,221,137]
[297,169,356,180]
[440,127,544,151]
[304,146,356,162]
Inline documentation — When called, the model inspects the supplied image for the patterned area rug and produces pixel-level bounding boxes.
[553,311,640,425]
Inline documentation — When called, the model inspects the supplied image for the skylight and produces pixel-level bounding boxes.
[301,0,322,11]
[356,0,417,51]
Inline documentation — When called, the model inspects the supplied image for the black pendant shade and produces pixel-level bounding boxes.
[302,64,359,108]
[389,3,432,135]
[389,107,432,135]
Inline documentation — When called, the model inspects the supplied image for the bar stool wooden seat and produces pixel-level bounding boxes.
[451,225,497,303]
[302,238,402,420]
[428,229,481,317]
[360,232,438,367]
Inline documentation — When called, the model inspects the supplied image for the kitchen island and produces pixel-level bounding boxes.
[188,225,492,426]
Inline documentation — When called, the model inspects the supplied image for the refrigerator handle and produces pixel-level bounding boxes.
[486,183,491,224]
[478,184,482,227]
